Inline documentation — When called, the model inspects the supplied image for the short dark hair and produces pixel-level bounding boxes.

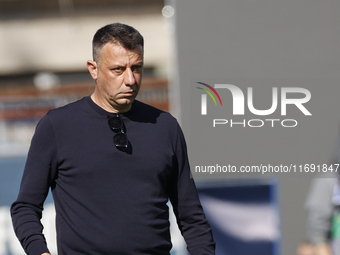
[92,23,144,62]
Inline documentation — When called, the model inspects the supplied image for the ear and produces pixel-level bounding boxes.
[87,60,98,80]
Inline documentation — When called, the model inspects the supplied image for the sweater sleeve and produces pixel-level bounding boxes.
[168,123,216,255]
[10,114,58,255]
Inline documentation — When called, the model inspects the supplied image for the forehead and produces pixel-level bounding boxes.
[101,42,143,61]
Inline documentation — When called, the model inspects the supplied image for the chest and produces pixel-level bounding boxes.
[54,115,175,187]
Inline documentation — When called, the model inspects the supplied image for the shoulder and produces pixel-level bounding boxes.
[34,97,89,133]
[132,101,185,149]
[131,101,182,141]
[133,100,178,126]
[46,97,88,120]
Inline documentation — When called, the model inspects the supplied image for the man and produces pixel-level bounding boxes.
[11,23,215,255]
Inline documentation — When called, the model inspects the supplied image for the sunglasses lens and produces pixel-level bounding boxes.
[108,115,128,150]
[108,116,122,130]
[114,133,128,148]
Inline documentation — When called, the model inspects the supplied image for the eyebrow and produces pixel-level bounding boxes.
[132,61,144,66]
[110,61,143,68]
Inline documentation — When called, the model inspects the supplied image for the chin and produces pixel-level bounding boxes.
[115,98,135,108]
[121,97,136,104]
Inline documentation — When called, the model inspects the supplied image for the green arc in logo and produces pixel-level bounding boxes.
[196,87,217,106]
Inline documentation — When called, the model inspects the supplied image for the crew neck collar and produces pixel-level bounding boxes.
[85,96,136,117]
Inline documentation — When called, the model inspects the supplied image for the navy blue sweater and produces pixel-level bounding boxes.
[11,97,215,255]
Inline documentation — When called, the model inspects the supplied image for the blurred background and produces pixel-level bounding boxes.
[1,0,339,254]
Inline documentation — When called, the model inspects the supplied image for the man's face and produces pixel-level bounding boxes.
[88,42,143,113]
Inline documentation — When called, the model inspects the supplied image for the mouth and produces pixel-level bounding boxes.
[120,91,135,97]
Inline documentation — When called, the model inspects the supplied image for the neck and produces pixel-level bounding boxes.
[90,93,132,113]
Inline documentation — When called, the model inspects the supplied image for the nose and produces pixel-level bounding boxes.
[124,68,136,86]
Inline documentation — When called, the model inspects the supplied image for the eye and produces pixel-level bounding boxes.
[112,67,124,73]
[132,65,143,73]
